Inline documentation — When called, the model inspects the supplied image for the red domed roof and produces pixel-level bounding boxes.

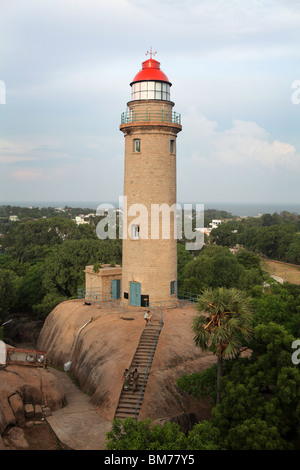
[130,58,171,86]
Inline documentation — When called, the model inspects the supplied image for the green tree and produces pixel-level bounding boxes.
[185,421,222,450]
[105,418,187,451]
[210,221,239,247]
[177,243,194,291]
[182,246,244,294]
[192,287,253,404]
[251,283,300,338]
[43,238,121,298]
[227,417,291,450]
[105,417,223,450]
[236,250,261,270]
[32,292,68,318]
[0,268,20,322]
[2,216,97,263]
[238,268,264,295]
[286,234,300,264]
[16,262,46,312]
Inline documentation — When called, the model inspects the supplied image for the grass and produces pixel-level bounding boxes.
[261,258,300,285]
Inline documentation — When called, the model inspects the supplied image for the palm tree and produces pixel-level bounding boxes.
[192,287,253,404]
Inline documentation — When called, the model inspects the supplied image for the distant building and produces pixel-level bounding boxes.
[209,219,222,229]
[74,216,88,225]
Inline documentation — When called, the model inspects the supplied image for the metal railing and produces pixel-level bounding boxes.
[77,288,126,314]
[134,306,164,421]
[177,290,200,305]
[148,292,199,310]
[149,299,179,310]
[121,109,181,125]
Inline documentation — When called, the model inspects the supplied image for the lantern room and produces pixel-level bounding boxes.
[130,53,172,101]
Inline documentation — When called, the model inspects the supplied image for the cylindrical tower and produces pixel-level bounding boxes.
[120,53,182,307]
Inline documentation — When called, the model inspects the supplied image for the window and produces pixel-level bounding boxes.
[134,139,140,152]
[170,139,175,154]
[132,224,140,239]
[131,81,171,101]
[170,280,177,295]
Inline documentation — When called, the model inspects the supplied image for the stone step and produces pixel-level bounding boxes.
[134,350,153,355]
[116,402,141,411]
[115,412,136,419]
[134,352,152,357]
[118,397,142,405]
[121,390,144,397]
[114,320,163,420]
[134,348,153,352]
[131,360,150,364]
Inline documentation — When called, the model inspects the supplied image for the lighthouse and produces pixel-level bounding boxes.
[120,51,182,307]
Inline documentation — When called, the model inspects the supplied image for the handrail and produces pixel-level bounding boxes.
[177,290,200,304]
[77,288,126,314]
[134,307,164,421]
[121,110,181,125]
[64,318,93,371]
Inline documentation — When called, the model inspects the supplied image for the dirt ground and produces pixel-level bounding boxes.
[24,423,68,450]
[3,422,71,451]
[261,258,300,284]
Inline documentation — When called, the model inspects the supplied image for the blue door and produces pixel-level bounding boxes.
[130,282,141,306]
[111,279,121,300]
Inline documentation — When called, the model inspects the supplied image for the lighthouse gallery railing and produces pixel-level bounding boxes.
[121,109,181,125]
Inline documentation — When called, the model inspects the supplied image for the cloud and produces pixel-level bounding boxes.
[0,140,35,164]
[0,0,299,204]
[182,110,298,170]
[11,170,43,181]
[176,109,300,202]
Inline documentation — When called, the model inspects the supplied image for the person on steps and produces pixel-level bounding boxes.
[132,368,140,393]
[123,368,130,390]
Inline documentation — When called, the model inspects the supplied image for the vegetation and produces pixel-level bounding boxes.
[0,206,121,322]
[1,204,300,450]
[178,245,264,296]
[105,418,222,450]
[210,211,300,264]
[192,287,253,403]
[105,211,300,450]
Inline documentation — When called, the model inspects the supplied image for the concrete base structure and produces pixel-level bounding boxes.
[84,265,122,299]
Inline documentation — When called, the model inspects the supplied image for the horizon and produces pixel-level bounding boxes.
[1,199,300,218]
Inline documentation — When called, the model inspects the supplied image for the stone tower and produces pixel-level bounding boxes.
[120,51,182,307]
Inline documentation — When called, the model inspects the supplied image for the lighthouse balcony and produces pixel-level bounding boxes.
[121,109,181,125]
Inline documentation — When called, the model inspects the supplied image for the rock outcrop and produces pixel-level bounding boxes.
[0,364,66,434]
[37,299,216,423]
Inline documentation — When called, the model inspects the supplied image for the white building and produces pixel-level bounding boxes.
[209,219,222,229]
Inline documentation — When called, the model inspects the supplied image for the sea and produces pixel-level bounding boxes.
[1,200,300,217]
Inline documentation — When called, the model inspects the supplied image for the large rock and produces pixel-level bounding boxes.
[37,299,215,423]
[0,364,66,434]
[3,313,44,346]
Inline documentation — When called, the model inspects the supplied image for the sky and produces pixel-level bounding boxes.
[0,0,300,206]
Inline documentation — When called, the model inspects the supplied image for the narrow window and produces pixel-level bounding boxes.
[134,138,140,152]
[170,139,175,154]
[170,280,176,295]
[132,224,140,239]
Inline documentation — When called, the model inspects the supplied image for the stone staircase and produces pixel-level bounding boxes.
[114,318,163,420]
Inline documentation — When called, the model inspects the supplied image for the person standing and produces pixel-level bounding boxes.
[132,368,140,393]
[123,368,130,390]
